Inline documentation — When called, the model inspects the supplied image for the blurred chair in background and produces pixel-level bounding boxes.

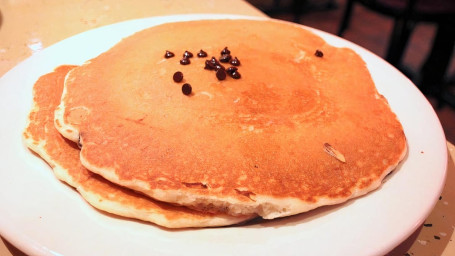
[264,0,338,22]
[337,0,455,107]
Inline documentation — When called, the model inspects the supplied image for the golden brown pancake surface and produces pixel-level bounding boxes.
[55,19,407,219]
[24,65,253,228]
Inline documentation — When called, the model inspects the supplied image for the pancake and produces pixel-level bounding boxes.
[54,19,407,219]
[23,65,253,228]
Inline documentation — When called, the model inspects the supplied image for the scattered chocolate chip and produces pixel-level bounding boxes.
[230,71,241,79]
[183,51,193,58]
[219,54,232,63]
[434,235,441,240]
[203,54,241,81]
[230,57,241,66]
[439,196,442,200]
[164,50,175,58]
[315,49,324,57]
[210,56,219,65]
[204,60,216,70]
[216,69,226,81]
[197,49,207,58]
[215,64,225,71]
[226,66,238,74]
[180,58,191,65]
[173,71,183,82]
[182,83,192,95]
[221,47,230,55]
[423,223,433,227]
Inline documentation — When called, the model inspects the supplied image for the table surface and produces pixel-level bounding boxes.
[0,1,454,255]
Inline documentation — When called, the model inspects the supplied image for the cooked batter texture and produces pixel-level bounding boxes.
[54,19,407,219]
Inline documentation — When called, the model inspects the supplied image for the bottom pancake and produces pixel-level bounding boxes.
[23,65,253,228]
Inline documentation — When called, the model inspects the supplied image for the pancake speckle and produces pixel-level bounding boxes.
[323,143,346,163]
[234,189,256,202]
[182,182,209,189]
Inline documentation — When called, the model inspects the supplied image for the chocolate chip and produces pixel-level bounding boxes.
[221,47,230,55]
[180,58,191,65]
[230,71,241,79]
[434,235,441,240]
[173,71,183,82]
[215,64,225,71]
[210,56,219,65]
[204,60,216,70]
[197,49,207,58]
[226,66,238,74]
[216,69,226,81]
[164,50,175,58]
[315,49,324,57]
[230,57,240,66]
[183,51,193,58]
[423,223,433,227]
[182,83,192,95]
[219,54,231,63]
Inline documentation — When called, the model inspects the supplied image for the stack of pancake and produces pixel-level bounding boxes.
[23,19,407,228]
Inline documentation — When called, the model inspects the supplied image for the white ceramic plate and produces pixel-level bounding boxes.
[0,14,447,256]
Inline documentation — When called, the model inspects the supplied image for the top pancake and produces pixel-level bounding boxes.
[55,19,407,219]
